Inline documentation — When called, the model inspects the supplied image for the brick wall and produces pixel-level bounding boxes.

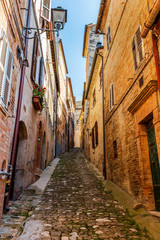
[101,0,159,209]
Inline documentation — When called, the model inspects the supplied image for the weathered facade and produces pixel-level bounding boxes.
[56,40,68,155]
[66,77,75,151]
[93,0,160,211]
[0,0,73,220]
[82,24,104,172]
[0,0,25,218]
[74,101,82,148]
[10,0,58,201]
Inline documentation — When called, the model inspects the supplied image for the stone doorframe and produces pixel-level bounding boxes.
[128,80,160,210]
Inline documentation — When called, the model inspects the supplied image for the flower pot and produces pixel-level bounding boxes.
[32,96,42,111]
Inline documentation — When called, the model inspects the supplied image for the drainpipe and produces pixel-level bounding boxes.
[140,0,160,94]
[152,31,160,95]
[141,0,160,38]
[5,0,32,209]
[96,48,107,180]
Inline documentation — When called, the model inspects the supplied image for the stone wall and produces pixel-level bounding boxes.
[102,0,158,209]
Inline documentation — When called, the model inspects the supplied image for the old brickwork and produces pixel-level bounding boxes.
[94,0,159,210]
[0,0,25,218]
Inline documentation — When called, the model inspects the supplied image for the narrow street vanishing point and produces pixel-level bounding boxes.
[14,150,151,240]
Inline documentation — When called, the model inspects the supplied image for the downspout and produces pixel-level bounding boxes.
[141,0,160,38]
[152,32,160,95]
[141,0,160,94]
[5,0,32,208]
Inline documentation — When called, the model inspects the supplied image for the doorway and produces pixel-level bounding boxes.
[146,120,160,211]
[11,121,28,200]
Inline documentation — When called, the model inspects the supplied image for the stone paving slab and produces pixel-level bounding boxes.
[18,150,153,240]
[0,158,60,240]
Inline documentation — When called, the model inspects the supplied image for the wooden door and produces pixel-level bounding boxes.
[147,122,160,211]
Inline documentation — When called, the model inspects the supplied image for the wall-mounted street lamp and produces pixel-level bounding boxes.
[22,6,67,39]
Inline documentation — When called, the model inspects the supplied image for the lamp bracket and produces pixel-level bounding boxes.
[22,27,58,39]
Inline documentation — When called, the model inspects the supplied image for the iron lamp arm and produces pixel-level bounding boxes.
[22,27,59,39]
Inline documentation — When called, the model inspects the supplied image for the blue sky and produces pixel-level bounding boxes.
[52,0,101,101]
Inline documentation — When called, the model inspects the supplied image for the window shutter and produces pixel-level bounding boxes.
[109,88,111,110]
[0,35,7,98]
[39,57,44,87]
[2,49,13,108]
[132,37,138,70]
[136,27,143,62]
[95,121,98,146]
[92,127,95,149]
[31,33,38,82]
[99,68,102,88]
[41,0,51,22]
[0,33,13,109]
[112,84,114,106]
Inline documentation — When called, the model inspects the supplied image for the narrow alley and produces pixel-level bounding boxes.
[1,150,153,240]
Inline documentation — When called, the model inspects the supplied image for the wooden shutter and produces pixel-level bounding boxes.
[39,57,44,87]
[2,49,14,107]
[132,37,138,70]
[95,121,98,146]
[41,0,51,22]
[0,35,7,98]
[31,33,38,82]
[0,33,13,109]
[136,27,143,62]
[99,68,102,88]
[112,84,114,106]
[92,127,95,149]
[109,87,111,110]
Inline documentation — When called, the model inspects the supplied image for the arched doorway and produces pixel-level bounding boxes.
[11,121,28,200]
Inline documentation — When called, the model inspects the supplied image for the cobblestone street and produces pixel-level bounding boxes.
[17,150,152,240]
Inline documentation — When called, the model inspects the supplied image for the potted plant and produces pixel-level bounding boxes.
[32,84,46,111]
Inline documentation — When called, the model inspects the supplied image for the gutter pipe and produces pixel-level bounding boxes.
[5,0,32,208]
[141,0,160,38]
[141,0,160,95]
[152,32,160,95]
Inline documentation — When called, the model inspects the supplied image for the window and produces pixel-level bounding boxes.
[92,121,98,149]
[109,84,114,110]
[0,31,14,110]
[99,67,102,88]
[113,140,118,158]
[93,89,96,107]
[132,27,143,70]
[41,0,51,22]
[107,25,111,50]
[39,57,44,87]
[139,76,144,88]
